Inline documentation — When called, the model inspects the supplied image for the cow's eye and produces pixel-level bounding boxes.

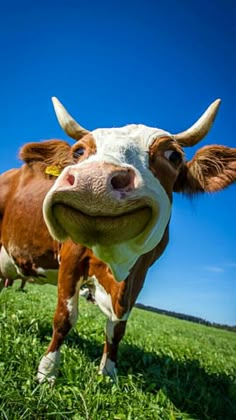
[164,150,182,166]
[73,147,85,159]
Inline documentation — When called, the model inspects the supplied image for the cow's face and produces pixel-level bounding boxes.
[43,97,225,280]
[43,125,185,279]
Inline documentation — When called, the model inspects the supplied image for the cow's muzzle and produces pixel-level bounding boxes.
[43,161,154,246]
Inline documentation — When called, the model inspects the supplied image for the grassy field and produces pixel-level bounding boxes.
[0,283,235,420]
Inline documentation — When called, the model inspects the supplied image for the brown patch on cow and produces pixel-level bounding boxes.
[121,227,169,308]
[149,136,185,199]
[70,133,97,163]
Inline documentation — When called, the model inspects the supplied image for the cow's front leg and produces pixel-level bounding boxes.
[37,242,86,384]
[37,280,80,384]
[99,319,127,381]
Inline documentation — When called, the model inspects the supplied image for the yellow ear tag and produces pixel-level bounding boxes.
[45,165,62,177]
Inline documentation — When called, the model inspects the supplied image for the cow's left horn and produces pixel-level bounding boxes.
[174,99,221,147]
[52,97,89,141]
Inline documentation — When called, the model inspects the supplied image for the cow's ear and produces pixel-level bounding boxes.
[174,145,236,194]
[19,140,71,164]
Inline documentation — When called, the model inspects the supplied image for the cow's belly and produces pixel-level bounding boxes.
[0,246,58,286]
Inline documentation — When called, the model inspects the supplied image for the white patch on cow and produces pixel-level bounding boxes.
[79,287,90,299]
[99,352,117,381]
[66,282,81,327]
[93,277,129,321]
[37,351,60,384]
[0,246,19,279]
[0,246,58,286]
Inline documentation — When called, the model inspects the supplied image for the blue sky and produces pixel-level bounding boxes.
[1,1,235,325]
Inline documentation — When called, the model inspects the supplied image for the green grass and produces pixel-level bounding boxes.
[0,283,235,419]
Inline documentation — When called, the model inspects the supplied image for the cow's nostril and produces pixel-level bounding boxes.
[110,170,133,191]
[67,173,75,186]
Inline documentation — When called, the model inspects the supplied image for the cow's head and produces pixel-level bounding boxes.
[43,98,236,280]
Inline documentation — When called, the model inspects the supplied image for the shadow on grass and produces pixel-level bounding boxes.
[30,316,236,420]
[63,328,236,420]
[119,343,236,420]
[3,287,234,419]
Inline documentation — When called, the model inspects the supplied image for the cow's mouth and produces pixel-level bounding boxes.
[52,203,153,246]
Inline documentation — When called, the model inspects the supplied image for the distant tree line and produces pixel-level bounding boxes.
[135,303,236,332]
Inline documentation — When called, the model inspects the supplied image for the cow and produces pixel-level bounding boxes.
[1,97,235,384]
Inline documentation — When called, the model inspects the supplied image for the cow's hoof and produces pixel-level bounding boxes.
[37,351,60,385]
[99,353,118,382]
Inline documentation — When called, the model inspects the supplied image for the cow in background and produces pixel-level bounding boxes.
[0,97,235,384]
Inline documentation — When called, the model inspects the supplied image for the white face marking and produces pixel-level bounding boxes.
[90,127,172,280]
[91,125,169,166]
[93,277,129,321]
[37,351,60,384]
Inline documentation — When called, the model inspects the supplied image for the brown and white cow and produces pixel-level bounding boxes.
[41,97,236,382]
[1,97,235,384]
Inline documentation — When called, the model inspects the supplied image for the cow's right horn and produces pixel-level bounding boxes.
[52,97,89,141]
[174,99,221,147]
